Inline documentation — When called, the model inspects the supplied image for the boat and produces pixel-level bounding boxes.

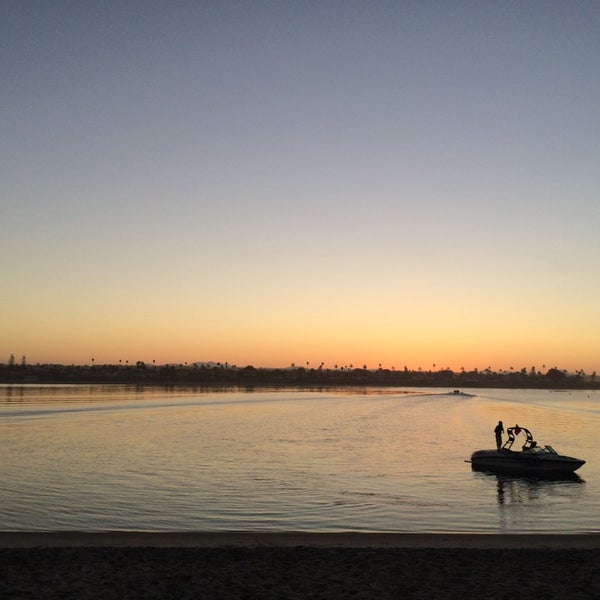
[469,426,585,475]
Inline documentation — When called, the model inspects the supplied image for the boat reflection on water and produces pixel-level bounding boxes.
[473,471,585,507]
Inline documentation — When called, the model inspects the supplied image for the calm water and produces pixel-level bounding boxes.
[1,385,599,533]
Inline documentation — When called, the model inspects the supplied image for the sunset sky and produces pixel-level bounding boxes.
[2,1,599,372]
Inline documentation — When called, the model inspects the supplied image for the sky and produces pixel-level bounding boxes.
[2,1,600,372]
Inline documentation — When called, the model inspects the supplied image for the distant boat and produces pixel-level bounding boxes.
[469,426,585,475]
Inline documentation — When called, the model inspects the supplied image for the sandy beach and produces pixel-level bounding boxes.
[2,533,600,599]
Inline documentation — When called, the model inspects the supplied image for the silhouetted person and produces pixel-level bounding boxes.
[494,420,504,450]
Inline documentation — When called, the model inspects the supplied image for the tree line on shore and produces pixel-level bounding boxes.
[1,357,598,389]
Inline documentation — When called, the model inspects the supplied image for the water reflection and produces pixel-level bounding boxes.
[474,471,586,532]
[474,470,586,531]
[3,385,598,532]
[476,471,585,505]
[489,472,584,505]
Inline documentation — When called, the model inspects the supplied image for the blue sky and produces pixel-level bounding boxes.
[2,1,600,371]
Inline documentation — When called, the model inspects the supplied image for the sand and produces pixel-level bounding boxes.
[2,532,600,599]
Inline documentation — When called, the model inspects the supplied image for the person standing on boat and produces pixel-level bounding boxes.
[494,421,504,450]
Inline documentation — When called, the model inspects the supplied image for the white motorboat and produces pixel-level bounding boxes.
[469,426,585,475]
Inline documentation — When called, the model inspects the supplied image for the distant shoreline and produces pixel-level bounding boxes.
[1,363,598,389]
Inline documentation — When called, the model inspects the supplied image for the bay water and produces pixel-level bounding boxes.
[1,385,598,533]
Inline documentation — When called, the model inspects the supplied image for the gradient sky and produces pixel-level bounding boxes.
[2,1,599,372]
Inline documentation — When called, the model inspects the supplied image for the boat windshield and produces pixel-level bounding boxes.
[522,444,559,455]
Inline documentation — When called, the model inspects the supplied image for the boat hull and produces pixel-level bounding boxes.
[470,449,585,475]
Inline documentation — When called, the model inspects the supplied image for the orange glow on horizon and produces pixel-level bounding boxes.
[10,340,598,375]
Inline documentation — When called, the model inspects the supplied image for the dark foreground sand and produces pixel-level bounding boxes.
[2,533,600,599]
